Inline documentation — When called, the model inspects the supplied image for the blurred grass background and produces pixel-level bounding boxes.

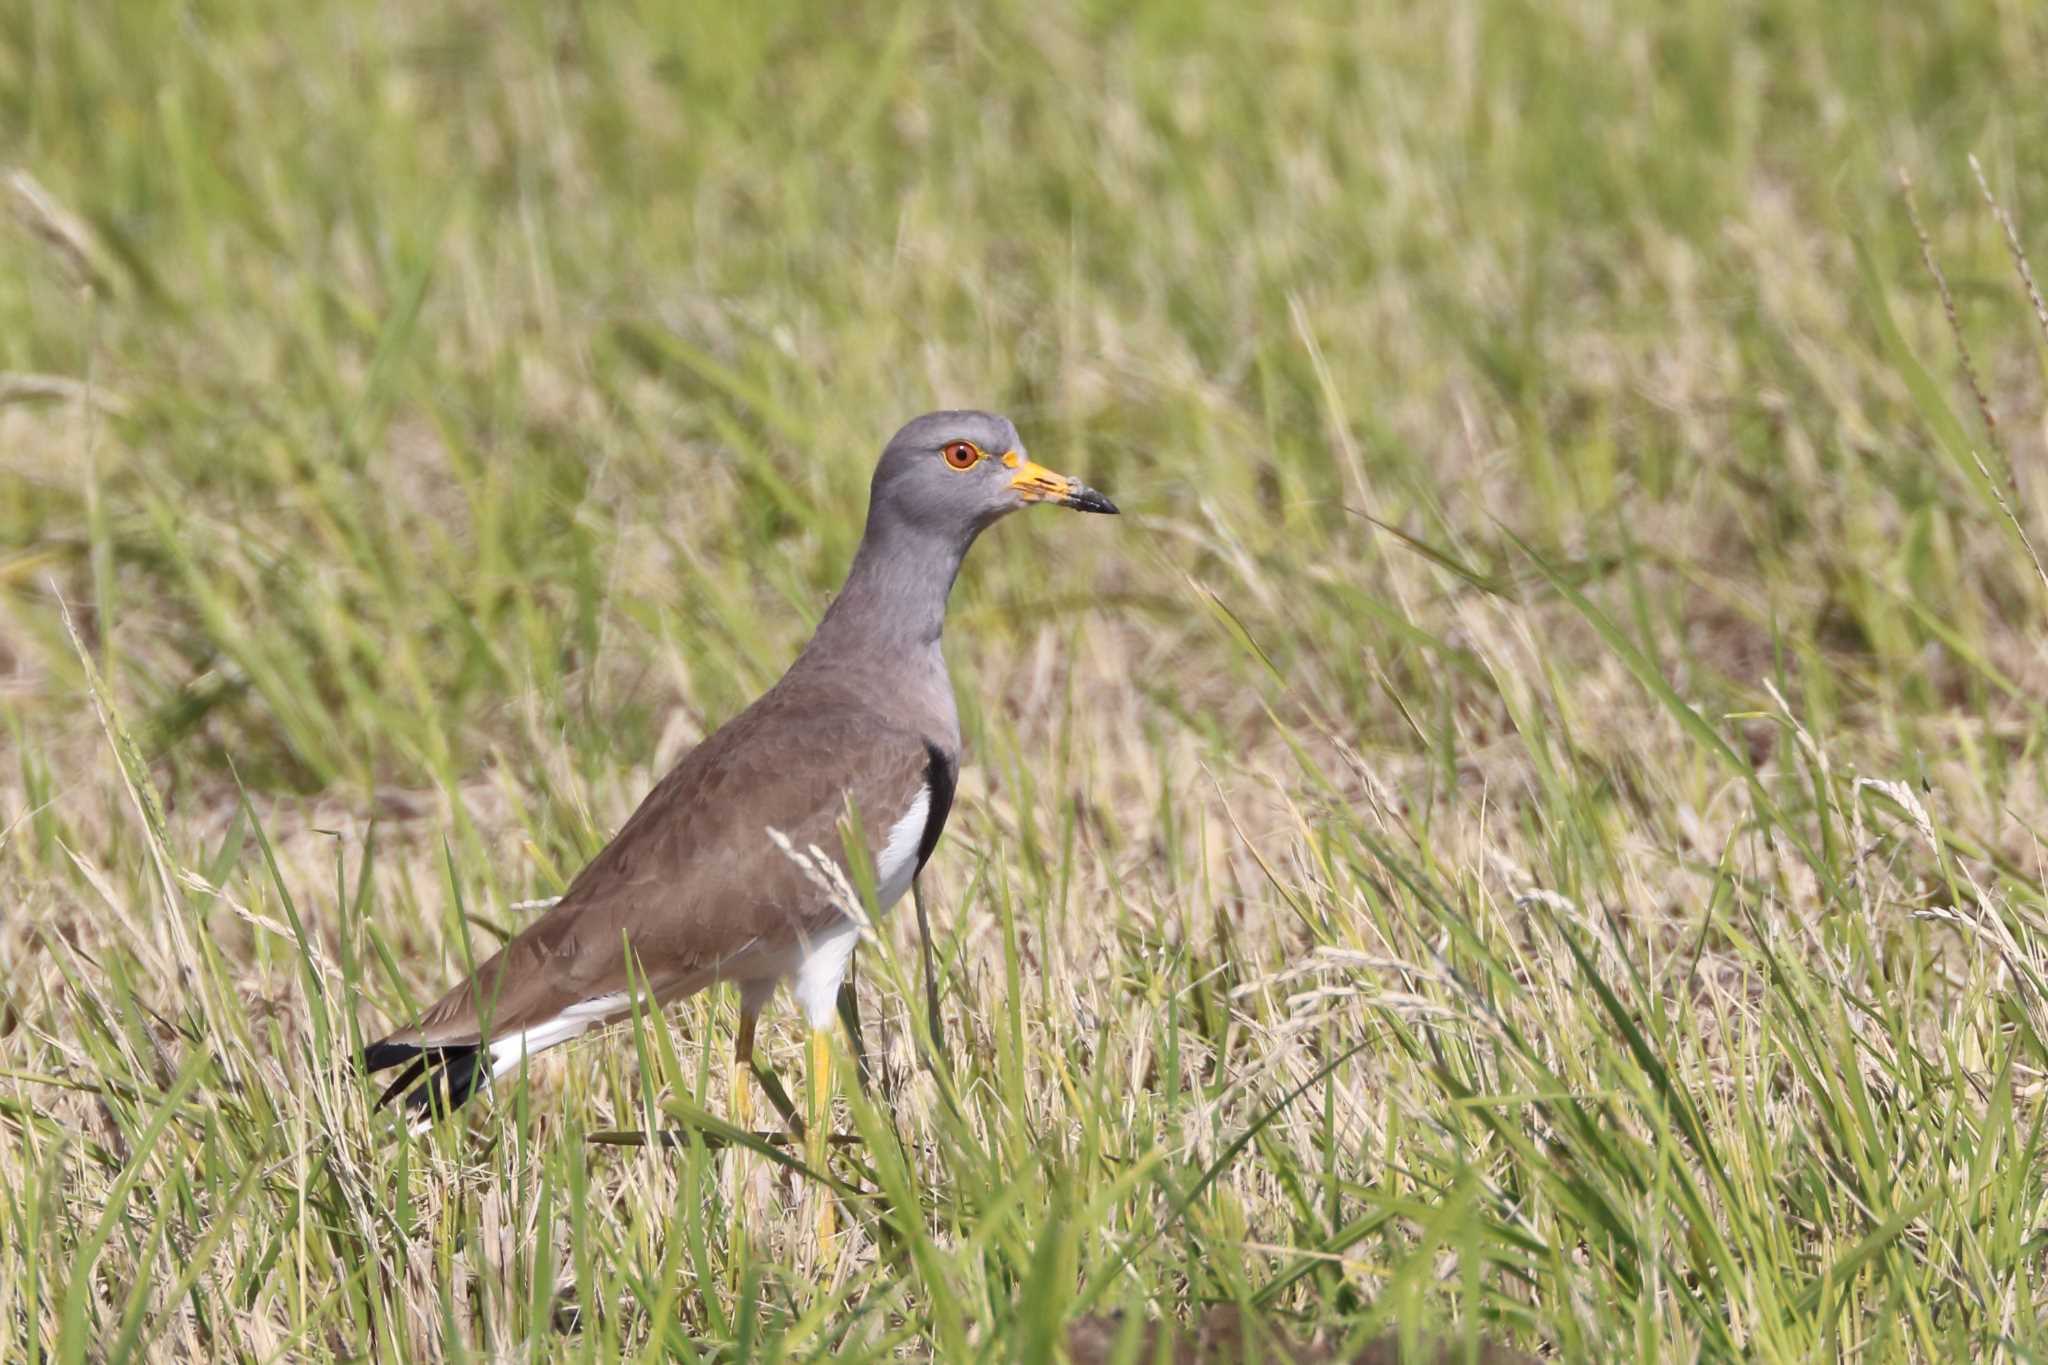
[5,0,2048,1359]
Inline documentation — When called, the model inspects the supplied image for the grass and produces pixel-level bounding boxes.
[4,0,2048,1358]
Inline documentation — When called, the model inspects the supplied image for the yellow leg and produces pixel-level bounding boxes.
[732,1010,757,1134]
[808,1027,836,1259]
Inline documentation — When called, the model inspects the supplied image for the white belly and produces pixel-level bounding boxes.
[786,781,928,1026]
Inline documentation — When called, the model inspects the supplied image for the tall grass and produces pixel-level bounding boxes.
[5,0,2048,1359]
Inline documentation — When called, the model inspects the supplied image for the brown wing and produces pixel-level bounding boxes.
[389,685,936,1048]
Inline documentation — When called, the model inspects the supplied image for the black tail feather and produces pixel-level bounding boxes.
[361,1039,487,1124]
[361,1040,423,1074]
[437,1049,485,1114]
[374,1056,430,1110]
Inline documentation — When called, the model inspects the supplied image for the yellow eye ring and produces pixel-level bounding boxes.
[941,440,981,470]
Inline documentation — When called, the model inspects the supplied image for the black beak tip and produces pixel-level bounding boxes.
[1063,487,1119,515]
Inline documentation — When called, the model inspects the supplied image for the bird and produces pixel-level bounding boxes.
[360,410,1116,1232]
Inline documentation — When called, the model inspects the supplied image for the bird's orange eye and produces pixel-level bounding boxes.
[942,441,981,470]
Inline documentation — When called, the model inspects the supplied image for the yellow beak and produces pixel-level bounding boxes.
[1002,452,1119,514]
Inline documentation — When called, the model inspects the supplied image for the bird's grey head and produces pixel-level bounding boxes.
[864,410,1117,549]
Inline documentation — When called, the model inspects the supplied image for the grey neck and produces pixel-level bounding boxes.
[797,511,973,676]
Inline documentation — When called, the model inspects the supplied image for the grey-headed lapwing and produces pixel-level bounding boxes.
[362,411,1116,1239]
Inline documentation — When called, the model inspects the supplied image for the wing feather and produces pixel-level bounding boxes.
[377,686,939,1051]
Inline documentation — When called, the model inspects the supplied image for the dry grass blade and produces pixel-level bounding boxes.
[1971,153,2048,354]
[5,168,118,297]
[1898,164,2011,488]
[0,372,127,414]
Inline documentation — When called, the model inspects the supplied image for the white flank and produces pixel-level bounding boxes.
[485,990,631,1081]
[873,783,930,912]
[786,784,930,1028]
